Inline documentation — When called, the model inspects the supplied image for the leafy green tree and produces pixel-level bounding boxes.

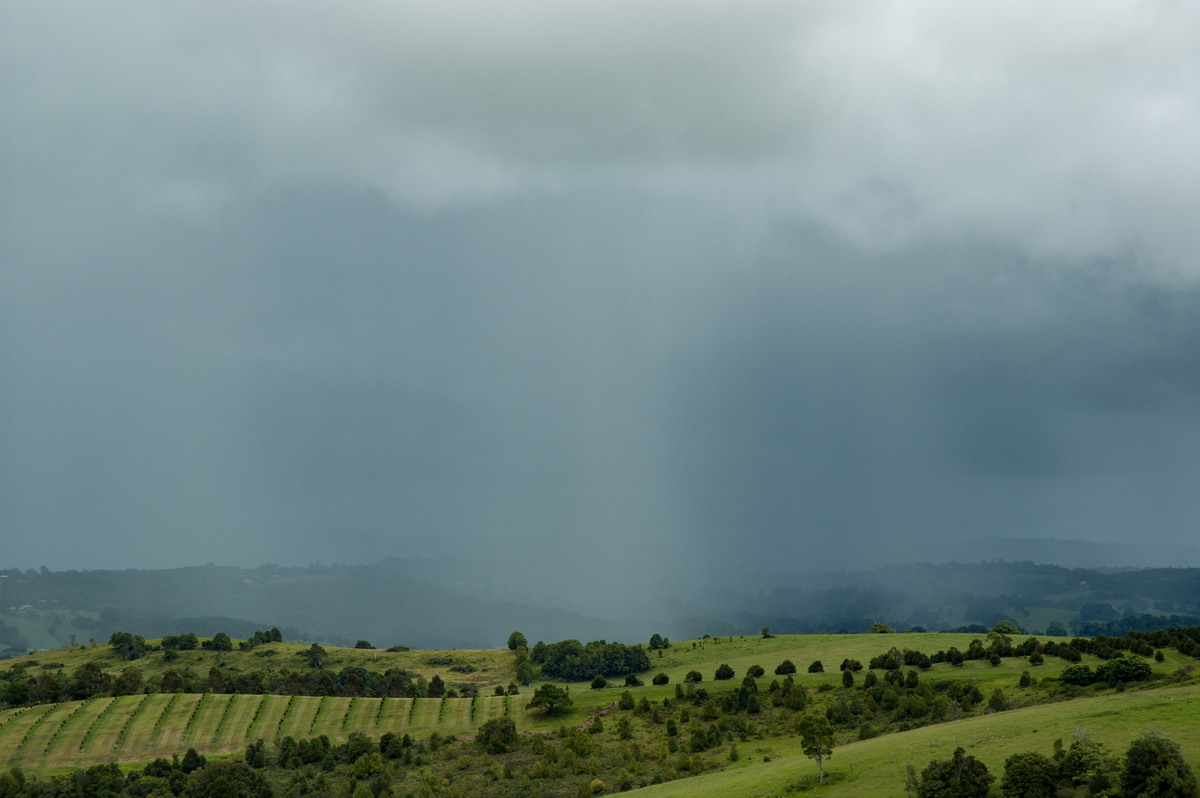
[808,660,824,674]
[775,660,797,675]
[476,717,519,754]
[842,669,854,688]
[869,622,896,633]
[1055,733,1120,795]
[798,714,835,783]
[180,748,208,774]
[244,739,268,769]
[918,747,993,798]
[1094,656,1152,685]
[183,760,272,797]
[747,664,765,678]
[527,683,572,715]
[1060,664,1094,686]
[354,640,373,649]
[685,670,703,683]
[427,675,445,698]
[1121,732,1198,798]
[202,632,233,651]
[301,642,326,668]
[507,631,527,650]
[648,633,669,650]
[1000,752,1056,798]
[109,631,147,660]
[991,620,1022,635]
[591,675,607,689]
[715,663,735,680]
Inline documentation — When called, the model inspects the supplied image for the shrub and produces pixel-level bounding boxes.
[476,718,519,754]
[775,660,797,675]
[808,661,824,674]
[652,672,669,685]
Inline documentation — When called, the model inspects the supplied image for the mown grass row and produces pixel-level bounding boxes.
[0,694,509,771]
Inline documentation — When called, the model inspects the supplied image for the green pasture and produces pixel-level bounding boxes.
[636,683,1200,797]
[1,631,1196,776]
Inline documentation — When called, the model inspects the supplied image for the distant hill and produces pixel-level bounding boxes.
[2,557,1199,655]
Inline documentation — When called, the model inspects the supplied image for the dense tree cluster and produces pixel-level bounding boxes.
[0,659,444,706]
[528,639,651,681]
[988,731,1197,798]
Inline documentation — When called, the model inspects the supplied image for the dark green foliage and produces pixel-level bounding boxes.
[648,633,669,650]
[527,683,572,715]
[535,639,650,680]
[775,660,797,675]
[353,640,373,649]
[201,632,233,651]
[1094,655,1152,685]
[184,760,273,797]
[1001,752,1057,798]
[715,663,735,680]
[842,669,854,688]
[476,717,518,754]
[181,748,207,774]
[652,672,669,685]
[507,631,527,650]
[108,632,147,661]
[618,690,635,710]
[808,660,824,674]
[624,673,643,687]
[590,675,607,689]
[747,664,765,678]
[427,675,445,698]
[300,643,326,669]
[1055,733,1121,795]
[1121,732,1198,798]
[918,747,994,798]
[685,670,703,684]
[1060,664,1095,686]
[245,739,268,768]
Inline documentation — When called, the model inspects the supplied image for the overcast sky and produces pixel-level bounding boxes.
[3,1,1200,579]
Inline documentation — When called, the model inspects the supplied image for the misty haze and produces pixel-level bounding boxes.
[4,2,1200,648]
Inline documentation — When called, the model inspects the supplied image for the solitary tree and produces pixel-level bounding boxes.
[507,631,527,650]
[527,683,572,715]
[798,714,835,783]
[775,660,797,676]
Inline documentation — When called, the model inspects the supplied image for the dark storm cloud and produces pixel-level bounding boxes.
[3,1,1200,579]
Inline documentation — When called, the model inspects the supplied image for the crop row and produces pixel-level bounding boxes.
[0,694,514,770]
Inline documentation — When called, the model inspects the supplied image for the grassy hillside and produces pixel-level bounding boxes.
[3,631,1197,770]
[635,685,1200,797]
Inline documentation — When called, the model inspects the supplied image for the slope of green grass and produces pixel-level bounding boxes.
[2,631,1196,781]
[634,684,1200,797]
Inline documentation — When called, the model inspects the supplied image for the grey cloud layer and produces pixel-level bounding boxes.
[3,2,1200,577]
